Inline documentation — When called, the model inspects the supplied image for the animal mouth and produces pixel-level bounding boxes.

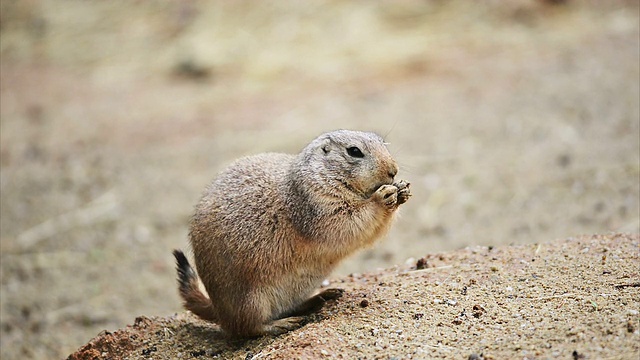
[367,180,393,198]
[344,179,393,199]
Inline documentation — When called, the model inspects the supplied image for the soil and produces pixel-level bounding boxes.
[67,233,640,359]
[1,1,639,359]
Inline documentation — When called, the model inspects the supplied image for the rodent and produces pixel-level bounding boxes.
[173,129,411,337]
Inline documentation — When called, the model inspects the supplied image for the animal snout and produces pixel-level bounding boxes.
[389,165,398,178]
[386,165,398,182]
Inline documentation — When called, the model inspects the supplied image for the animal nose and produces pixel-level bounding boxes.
[388,166,398,180]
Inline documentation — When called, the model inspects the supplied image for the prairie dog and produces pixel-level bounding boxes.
[173,130,410,337]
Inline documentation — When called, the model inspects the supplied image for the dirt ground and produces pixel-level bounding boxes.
[1,1,639,359]
[68,233,640,359]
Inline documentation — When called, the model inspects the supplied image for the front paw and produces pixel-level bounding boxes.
[373,184,398,209]
[393,180,411,205]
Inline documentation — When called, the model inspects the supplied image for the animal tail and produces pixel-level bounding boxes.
[172,249,218,322]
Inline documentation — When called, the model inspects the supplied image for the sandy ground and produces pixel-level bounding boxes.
[67,233,640,359]
[1,1,639,359]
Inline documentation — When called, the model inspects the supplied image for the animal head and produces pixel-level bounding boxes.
[300,130,398,198]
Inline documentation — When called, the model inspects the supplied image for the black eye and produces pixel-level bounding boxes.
[346,146,364,158]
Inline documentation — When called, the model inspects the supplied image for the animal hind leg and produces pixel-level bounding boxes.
[262,316,306,336]
[226,292,306,337]
[283,288,344,317]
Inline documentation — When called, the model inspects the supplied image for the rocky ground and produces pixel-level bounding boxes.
[1,1,638,359]
[68,233,639,359]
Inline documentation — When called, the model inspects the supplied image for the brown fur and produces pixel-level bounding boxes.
[173,130,410,337]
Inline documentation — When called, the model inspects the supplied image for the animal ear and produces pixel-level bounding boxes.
[320,138,331,154]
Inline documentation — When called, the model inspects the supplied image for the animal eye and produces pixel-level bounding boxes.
[346,146,364,158]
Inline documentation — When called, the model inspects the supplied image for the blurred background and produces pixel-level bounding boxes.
[1,0,638,358]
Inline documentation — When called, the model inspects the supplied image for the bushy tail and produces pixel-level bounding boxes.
[172,250,218,322]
